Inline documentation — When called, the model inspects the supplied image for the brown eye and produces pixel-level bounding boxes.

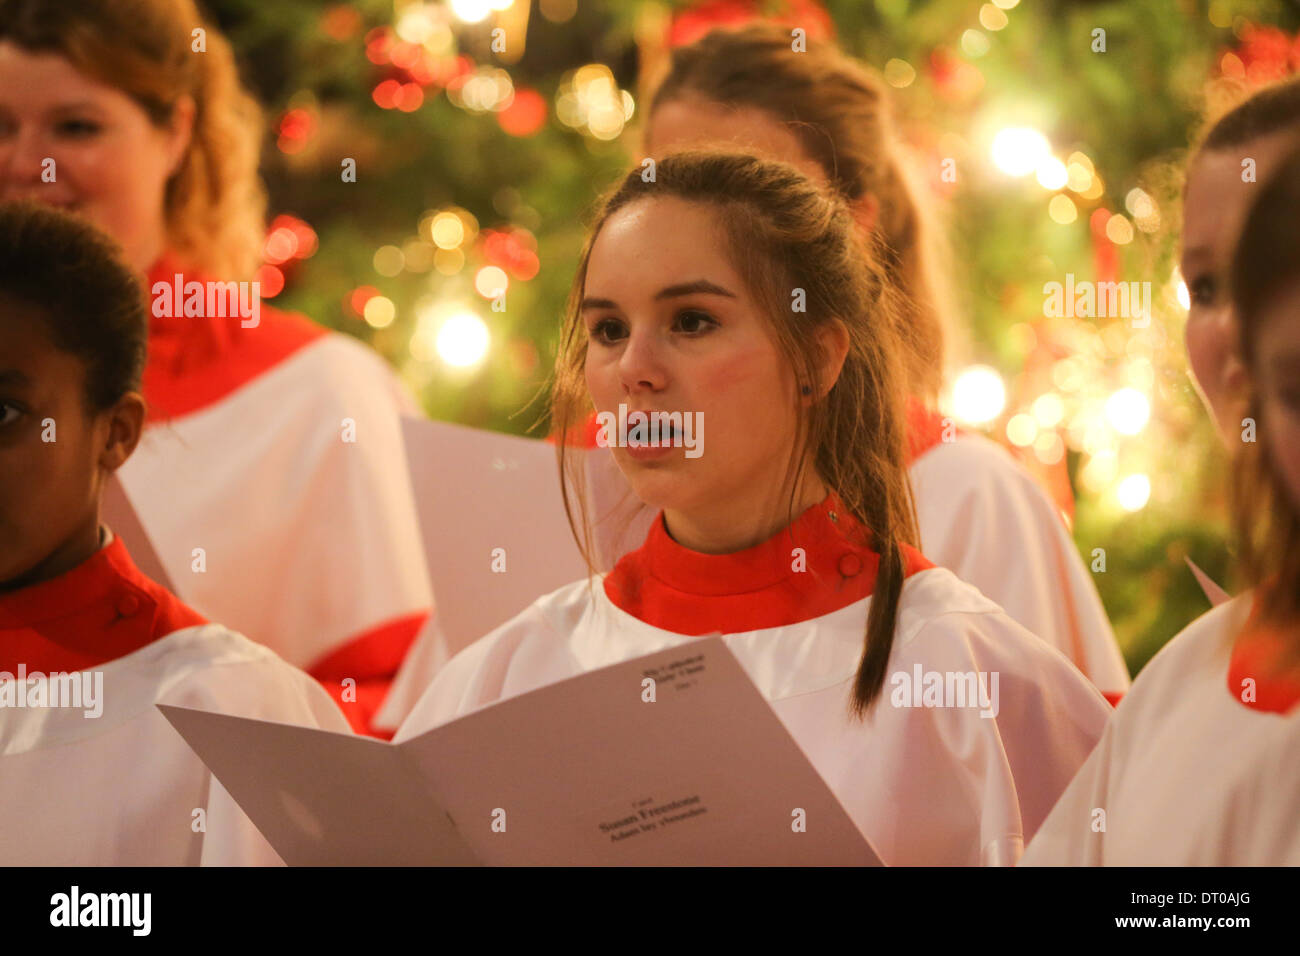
[1188,275,1217,307]
[675,309,717,334]
[591,317,627,344]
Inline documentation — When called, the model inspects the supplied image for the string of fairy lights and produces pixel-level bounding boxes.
[259,0,1275,520]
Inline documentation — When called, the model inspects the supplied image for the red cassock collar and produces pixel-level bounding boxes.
[142,251,326,423]
[603,491,934,634]
[1227,595,1300,714]
[0,535,206,673]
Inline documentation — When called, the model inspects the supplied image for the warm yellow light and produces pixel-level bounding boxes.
[1105,387,1150,435]
[1006,413,1038,446]
[991,127,1050,177]
[1117,473,1151,511]
[436,311,490,368]
[1048,194,1078,224]
[951,365,1007,424]
[363,295,395,328]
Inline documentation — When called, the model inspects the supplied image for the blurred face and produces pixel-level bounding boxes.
[1181,132,1300,444]
[582,196,808,546]
[646,95,828,184]
[0,42,192,274]
[0,297,141,589]
[1251,280,1300,514]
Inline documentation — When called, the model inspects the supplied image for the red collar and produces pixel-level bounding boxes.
[0,534,206,672]
[142,251,326,423]
[1227,594,1300,714]
[603,492,934,634]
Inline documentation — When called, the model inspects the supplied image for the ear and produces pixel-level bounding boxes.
[98,392,146,474]
[852,192,880,236]
[164,94,197,179]
[807,318,851,402]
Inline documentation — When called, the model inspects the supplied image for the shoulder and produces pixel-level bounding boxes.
[1112,594,1249,721]
[910,434,1045,501]
[150,624,351,731]
[272,325,415,415]
[894,568,1107,698]
[894,566,1009,643]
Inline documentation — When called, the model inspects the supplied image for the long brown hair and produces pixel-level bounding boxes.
[0,0,266,279]
[646,23,959,402]
[1229,143,1300,633]
[553,150,918,717]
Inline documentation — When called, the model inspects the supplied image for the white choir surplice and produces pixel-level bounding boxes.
[119,252,433,733]
[394,492,1113,865]
[0,531,352,865]
[906,410,1129,702]
[1021,591,1300,865]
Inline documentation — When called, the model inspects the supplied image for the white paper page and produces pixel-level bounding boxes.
[400,417,589,661]
[157,705,480,866]
[401,636,883,866]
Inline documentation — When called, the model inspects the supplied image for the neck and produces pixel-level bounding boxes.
[1,516,103,594]
[662,470,830,554]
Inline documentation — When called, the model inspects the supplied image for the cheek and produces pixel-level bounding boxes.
[1185,308,1230,395]
[689,343,795,447]
[584,347,619,409]
[0,416,96,571]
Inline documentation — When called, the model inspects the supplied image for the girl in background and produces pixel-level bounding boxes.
[0,0,432,735]
[0,200,351,864]
[1022,83,1300,865]
[396,151,1112,865]
[641,25,1129,700]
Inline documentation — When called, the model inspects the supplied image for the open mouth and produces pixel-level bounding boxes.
[626,412,681,447]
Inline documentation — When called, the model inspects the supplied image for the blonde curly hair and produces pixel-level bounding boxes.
[1,0,267,280]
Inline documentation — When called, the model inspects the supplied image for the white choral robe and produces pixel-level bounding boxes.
[909,432,1130,701]
[395,498,1113,866]
[1020,592,1300,865]
[0,626,352,865]
[0,533,352,865]
[118,252,433,733]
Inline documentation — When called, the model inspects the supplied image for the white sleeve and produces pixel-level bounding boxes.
[393,601,564,742]
[1018,718,1115,866]
[910,437,1130,696]
[159,648,354,866]
[883,607,1112,865]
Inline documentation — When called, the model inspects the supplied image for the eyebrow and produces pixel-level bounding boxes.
[47,101,105,114]
[0,368,32,386]
[581,279,738,311]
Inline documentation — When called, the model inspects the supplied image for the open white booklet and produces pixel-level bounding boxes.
[400,417,655,663]
[160,635,882,866]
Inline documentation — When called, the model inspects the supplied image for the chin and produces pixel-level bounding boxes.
[618,461,699,514]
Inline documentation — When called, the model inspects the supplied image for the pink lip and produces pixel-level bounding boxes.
[623,442,677,462]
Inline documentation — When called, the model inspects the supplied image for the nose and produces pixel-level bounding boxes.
[618,324,668,395]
